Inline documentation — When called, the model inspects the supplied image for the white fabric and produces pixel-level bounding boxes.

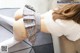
[44,10,80,41]
[43,10,64,37]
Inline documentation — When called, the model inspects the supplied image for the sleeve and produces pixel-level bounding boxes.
[43,10,64,37]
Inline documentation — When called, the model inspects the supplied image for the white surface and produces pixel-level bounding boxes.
[0,0,53,13]
[0,0,27,8]
[0,37,20,51]
[0,26,13,42]
[0,0,63,13]
[0,14,15,26]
